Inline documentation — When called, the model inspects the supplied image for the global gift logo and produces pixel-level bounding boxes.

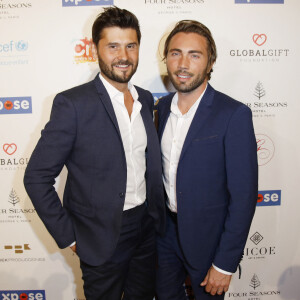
[3,143,17,155]
[253,34,267,46]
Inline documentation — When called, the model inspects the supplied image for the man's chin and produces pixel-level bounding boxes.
[113,71,134,83]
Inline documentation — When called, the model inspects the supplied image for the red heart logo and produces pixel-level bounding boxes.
[3,143,17,155]
[253,34,267,46]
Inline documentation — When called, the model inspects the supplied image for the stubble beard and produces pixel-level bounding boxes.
[98,57,138,84]
[168,69,208,94]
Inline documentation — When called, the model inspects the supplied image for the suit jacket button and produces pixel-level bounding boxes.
[119,192,125,198]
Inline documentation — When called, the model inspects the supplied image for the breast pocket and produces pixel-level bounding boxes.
[192,135,219,145]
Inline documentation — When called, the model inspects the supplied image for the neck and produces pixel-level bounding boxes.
[177,81,207,114]
[101,73,129,93]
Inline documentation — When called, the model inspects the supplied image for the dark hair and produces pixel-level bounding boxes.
[92,6,141,47]
[164,20,217,80]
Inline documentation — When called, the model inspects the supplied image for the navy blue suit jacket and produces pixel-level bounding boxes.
[24,75,165,266]
[157,83,258,274]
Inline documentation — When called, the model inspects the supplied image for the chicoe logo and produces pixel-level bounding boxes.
[62,0,113,7]
[0,290,46,300]
[0,97,32,114]
[245,231,275,259]
[235,0,283,3]
[250,232,263,245]
[257,190,281,206]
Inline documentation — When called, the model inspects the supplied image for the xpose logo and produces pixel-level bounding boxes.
[235,0,284,3]
[0,97,32,114]
[62,0,113,7]
[0,290,46,300]
[257,190,281,206]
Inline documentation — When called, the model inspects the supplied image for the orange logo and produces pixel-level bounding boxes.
[3,143,17,155]
[253,34,267,46]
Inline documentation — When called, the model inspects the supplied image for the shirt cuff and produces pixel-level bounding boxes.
[69,241,76,247]
[212,263,233,275]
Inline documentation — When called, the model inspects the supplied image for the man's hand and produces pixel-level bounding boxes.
[200,266,232,296]
[70,244,77,253]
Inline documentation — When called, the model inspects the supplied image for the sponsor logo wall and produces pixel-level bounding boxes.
[62,0,113,7]
[0,290,46,300]
[0,97,32,115]
[0,0,299,299]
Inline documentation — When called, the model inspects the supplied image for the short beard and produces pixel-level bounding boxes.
[168,69,207,93]
[98,57,138,84]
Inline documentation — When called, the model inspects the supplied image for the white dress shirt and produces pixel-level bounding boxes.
[100,74,147,211]
[161,88,205,213]
[161,85,232,276]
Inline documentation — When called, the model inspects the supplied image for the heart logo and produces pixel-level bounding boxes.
[253,34,267,46]
[3,143,17,155]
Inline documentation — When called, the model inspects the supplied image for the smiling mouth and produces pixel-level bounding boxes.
[115,64,130,69]
[177,74,191,79]
[175,71,193,80]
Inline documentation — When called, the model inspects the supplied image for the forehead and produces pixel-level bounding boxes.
[169,32,208,52]
[100,26,138,43]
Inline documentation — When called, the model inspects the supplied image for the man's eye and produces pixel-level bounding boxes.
[127,44,137,49]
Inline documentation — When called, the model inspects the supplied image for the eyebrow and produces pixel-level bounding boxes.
[107,42,138,46]
[169,48,203,54]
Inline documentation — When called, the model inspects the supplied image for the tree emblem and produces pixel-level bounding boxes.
[249,274,261,290]
[253,81,266,100]
[8,189,20,206]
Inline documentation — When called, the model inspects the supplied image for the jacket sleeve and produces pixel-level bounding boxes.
[24,93,77,249]
[213,105,258,272]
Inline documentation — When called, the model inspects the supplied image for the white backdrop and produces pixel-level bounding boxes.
[0,0,299,299]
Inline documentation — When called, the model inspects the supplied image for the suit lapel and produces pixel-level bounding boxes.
[138,94,152,140]
[93,74,122,139]
[158,94,174,143]
[179,84,215,162]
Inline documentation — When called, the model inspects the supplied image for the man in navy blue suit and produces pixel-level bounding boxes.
[156,20,258,299]
[24,7,165,300]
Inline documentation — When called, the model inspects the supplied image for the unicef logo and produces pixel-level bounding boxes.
[15,40,28,51]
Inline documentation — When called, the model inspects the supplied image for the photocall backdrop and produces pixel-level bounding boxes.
[0,0,299,299]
